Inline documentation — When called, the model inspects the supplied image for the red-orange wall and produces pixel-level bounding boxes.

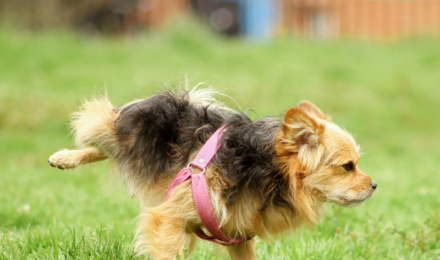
[283,0,440,39]
[134,0,189,28]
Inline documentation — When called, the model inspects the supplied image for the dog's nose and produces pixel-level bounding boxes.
[370,180,377,190]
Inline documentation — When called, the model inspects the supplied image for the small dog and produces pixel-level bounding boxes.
[48,87,376,260]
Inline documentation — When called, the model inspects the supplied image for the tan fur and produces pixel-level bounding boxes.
[227,239,256,260]
[71,96,118,153]
[48,147,107,169]
[48,90,375,259]
[135,181,202,259]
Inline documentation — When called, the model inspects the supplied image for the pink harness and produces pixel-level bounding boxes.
[165,126,247,246]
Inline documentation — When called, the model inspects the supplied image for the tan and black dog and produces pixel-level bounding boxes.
[49,87,376,260]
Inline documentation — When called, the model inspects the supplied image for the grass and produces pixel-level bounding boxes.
[1,22,440,259]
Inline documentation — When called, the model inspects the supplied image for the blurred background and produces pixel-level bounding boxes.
[1,0,440,259]
[1,0,440,40]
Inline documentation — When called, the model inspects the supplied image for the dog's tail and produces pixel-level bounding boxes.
[71,95,117,154]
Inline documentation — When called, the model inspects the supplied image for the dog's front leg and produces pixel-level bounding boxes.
[48,147,108,170]
[227,239,256,260]
[186,232,199,256]
[137,209,188,260]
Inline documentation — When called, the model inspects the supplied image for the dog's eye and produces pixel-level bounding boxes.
[342,162,354,172]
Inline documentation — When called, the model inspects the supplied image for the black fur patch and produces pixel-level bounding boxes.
[216,116,292,211]
[114,90,291,212]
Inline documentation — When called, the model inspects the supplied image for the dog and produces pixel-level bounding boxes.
[48,86,376,260]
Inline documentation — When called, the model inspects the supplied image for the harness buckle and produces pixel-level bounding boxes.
[187,162,206,174]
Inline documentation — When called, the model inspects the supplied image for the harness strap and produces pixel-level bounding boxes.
[165,125,247,246]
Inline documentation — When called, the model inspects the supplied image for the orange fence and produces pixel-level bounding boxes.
[282,0,440,39]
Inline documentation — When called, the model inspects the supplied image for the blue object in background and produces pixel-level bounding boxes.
[223,0,278,40]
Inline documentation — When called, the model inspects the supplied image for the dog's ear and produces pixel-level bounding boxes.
[297,101,331,122]
[281,107,325,152]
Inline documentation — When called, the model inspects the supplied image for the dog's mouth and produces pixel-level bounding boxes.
[340,198,367,207]
[328,198,363,207]
[330,192,374,207]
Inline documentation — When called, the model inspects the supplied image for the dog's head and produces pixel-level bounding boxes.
[276,101,376,210]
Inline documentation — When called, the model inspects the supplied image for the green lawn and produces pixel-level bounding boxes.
[1,23,440,259]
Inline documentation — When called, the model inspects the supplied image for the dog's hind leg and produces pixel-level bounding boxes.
[48,147,108,170]
[48,96,117,170]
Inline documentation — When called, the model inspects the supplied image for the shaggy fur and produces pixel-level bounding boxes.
[48,86,376,260]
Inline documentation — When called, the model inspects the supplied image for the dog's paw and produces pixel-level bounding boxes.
[48,159,65,170]
[48,149,75,170]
